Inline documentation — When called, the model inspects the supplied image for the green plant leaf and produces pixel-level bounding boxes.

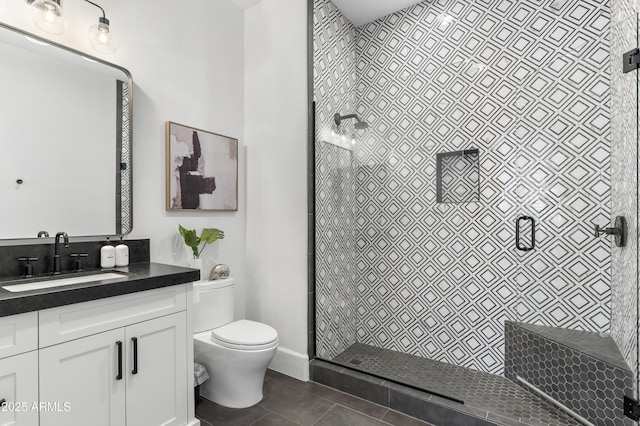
[179,225,201,258]
[201,228,225,244]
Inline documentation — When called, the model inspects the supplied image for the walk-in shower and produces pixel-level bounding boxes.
[311,0,640,425]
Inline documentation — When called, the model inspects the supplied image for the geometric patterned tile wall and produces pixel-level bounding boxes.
[313,0,359,151]
[314,0,360,359]
[314,141,358,359]
[353,0,612,374]
[609,0,638,388]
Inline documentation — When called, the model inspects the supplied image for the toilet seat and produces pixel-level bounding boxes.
[210,320,278,350]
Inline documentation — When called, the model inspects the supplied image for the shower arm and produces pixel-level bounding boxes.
[334,113,359,126]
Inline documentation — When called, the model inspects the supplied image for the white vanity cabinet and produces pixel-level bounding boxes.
[39,313,187,426]
[0,313,37,360]
[0,283,195,426]
[39,328,126,426]
[125,312,187,426]
[0,312,38,426]
[0,351,38,426]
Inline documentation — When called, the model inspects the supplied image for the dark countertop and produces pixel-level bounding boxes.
[0,262,199,318]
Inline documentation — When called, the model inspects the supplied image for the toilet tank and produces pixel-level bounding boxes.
[193,277,235,333]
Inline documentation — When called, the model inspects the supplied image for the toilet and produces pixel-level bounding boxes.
[193,277,278,408]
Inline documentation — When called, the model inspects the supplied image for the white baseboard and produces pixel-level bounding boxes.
[268,346,309,381]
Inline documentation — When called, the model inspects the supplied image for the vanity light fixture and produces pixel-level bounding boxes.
[84,0,118,54]
[26,0,66,35]
[25,0,117,53]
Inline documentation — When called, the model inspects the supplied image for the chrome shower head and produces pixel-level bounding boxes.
[334,113,369,130]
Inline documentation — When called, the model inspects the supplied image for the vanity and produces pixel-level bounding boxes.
[0,17,201,426]
[0,259,200,426]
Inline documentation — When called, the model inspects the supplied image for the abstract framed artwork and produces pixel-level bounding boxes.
[166,121,238,211]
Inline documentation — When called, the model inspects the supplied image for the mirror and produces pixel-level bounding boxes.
[0,22,132,240]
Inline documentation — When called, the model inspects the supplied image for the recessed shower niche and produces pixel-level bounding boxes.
[435,149,480,203]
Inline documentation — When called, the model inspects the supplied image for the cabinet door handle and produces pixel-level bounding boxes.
[116,341,123,380]
[131,337,138,375]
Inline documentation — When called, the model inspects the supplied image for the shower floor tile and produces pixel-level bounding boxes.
[332,343,581,426]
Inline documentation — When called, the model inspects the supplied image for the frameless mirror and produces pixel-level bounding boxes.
[0,22,132,239]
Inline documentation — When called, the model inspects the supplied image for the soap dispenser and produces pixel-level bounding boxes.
[115,236,129,267]
[100,237,116,268]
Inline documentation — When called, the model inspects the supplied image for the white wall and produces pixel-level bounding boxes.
[0,0,311,381]
[0,0,247,318]
[244,0,310,380]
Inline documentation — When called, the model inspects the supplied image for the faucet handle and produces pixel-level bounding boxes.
[70,253,88,272]
[18,257,38,278]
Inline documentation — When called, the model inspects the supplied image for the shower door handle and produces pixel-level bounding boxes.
[516,216,535,251]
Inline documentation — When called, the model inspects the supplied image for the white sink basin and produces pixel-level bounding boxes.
[2,272,127,293]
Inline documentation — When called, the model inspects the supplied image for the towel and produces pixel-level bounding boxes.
[194,362,209,385]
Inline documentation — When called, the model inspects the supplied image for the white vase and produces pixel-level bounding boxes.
[187,258,207,282]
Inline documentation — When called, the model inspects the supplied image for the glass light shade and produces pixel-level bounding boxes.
[88,19,118,54]
[30,0,66,35]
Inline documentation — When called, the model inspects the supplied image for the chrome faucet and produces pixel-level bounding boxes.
[37,231,49,238]
[53,232,69,275]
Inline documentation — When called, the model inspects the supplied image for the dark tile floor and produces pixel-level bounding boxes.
[196,369,434,426]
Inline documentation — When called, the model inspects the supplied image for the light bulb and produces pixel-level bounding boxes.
[30,0,66,35]
[88,17,118,54]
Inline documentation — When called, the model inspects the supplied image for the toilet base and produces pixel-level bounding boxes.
[194,331,278,409]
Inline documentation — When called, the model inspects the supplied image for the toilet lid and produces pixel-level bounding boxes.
[211,319,278,348]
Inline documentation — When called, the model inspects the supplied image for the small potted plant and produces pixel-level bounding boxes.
[179,225,225,259]
[179,225,225,279]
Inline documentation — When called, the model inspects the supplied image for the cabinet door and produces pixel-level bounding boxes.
[126,312,187,426]
[0,313,37,360]
[0,351,38,426]
[40,328,126,426]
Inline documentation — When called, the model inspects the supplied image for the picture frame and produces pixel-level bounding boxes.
[166,121,238,211]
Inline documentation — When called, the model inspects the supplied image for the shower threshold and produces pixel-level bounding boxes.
[318,343,581,426]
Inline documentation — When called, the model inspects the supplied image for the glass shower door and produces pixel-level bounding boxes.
[610,11,639,408]
[506,10,639,426]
